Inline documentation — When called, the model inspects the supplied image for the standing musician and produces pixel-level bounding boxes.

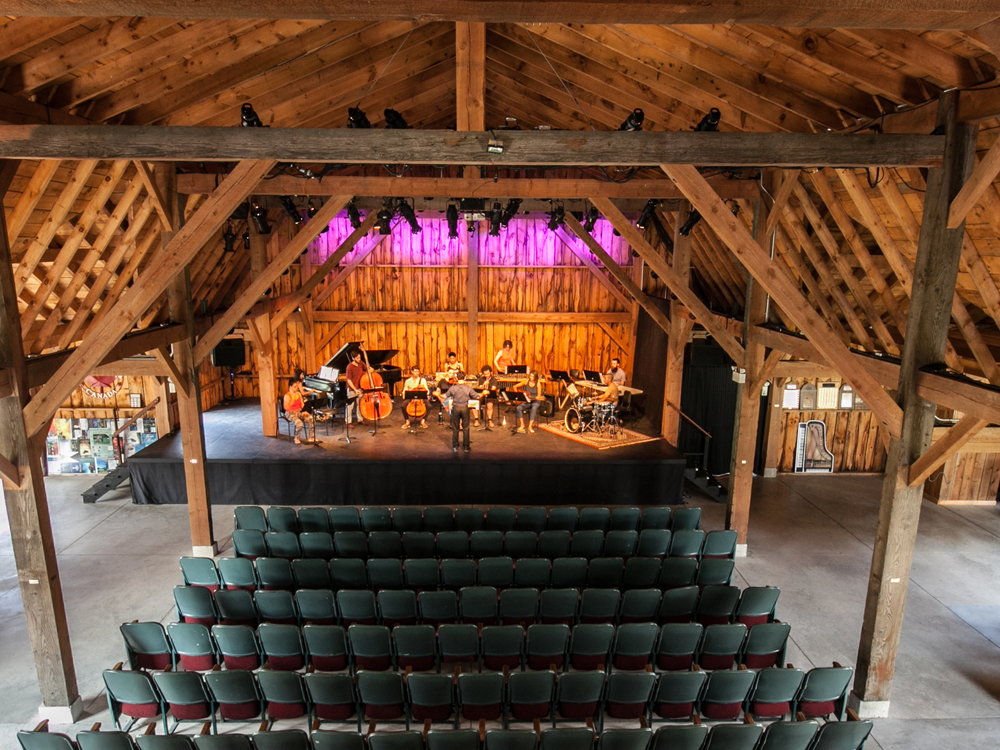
[437,374,477,452]
[514,370,546,434]
[604,357,627,387]
[401,366,430,429]
[444,352,465,377]
[283,379,316,445]
[473,365,498,428]
[494,340,517,374]
[344,349,368,425]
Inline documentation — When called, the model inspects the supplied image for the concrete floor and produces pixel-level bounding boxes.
[1,473,998,747]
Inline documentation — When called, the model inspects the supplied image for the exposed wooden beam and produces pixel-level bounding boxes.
[554,233,633,310]
[907,414,988,487]
[662,164,904,439]
[456,22,486,132]
[947,135,1000,228]
[762,170,799,238]
[153,346,187,396]
[598,322,631,356]
[6,160,60,242]
[0,126,947,167]
[663,202,693,443]
[22,159,275,437]
[132,160,174,231]
[309,236,386,310]
[308,310,634,324]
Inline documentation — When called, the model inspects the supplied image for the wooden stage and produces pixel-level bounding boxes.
[127,399,687,507]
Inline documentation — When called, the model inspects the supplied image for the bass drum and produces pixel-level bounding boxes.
[564,407,582,433]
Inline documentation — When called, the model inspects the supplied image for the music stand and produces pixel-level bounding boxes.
[583,369,604,384]
[502,391,531,435]
[364,387,389,436]
[338,394,357,444]
[403,390,430,435]
[549,370,572,410]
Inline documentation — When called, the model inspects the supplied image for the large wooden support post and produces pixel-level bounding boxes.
[299,250,317,374]
[455,22,485,179]
[852,92,977,718]
[726,198,769,552]
[0,182,82,722]
[761,379,784,478]
[250,223,278,436]
[661,201,693,443]
[466,227,479,370]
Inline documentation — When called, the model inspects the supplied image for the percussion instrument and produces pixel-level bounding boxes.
[574,379,643,396]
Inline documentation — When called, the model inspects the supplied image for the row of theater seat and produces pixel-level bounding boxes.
[172,584,779,630]
[99,661,854,738]
[20,715,875,750]
[230,530,731,564]
[234,506,701,536]
[183,556,742,595]
[123,620,793,676]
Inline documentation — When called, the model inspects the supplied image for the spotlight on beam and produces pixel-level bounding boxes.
[251,205,271,234]
[546,205,565,231]
[348,200,362,230]
[397,200,421,233]
[279,196,302,224]
[500,199,522,227]
[446,204,459,238]
[489,202,503,237]
[241,103,265,128]
[678,209,702,237]
[223,225,236,253]
[583,207,599,234]
[384,108,410,129]
[693,108,721,132]
[376,203,394,236]
[619,108,645,132]
[347,107,371,128]
[243,230,251,250]
[636,199,658,230]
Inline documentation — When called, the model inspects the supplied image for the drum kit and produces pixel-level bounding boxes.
[563,383,622,438]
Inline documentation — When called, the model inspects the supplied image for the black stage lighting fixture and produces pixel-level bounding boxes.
[489,202,503,236]
[500,198,522,227]
[223,225,236,253]
[250,205,271,234]
[693,108,721,132]
[384,108,409,129]
[241,103,265,128]
[376,205,394,235]
[619,108,645,131]
[446,204,459,238]
[243,230,251,250]
[636,199,658,230]
[678,209,702,237]
[307,201,318,219]
[397,200,421,233]
[583,207,599,234]
[279,195,302,224]
[348,201,362,230]
[347,106,371,128]
[546,205,565,230]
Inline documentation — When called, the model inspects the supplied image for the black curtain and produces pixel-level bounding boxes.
[631,298,671,430]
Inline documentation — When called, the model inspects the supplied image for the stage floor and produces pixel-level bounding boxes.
[129,400,687,506]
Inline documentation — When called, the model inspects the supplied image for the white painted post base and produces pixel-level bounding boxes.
[763,468,778,478]
[735,544,748,558]
[848,692,890,718]
[192,543,219,558]
[37,696,84,724]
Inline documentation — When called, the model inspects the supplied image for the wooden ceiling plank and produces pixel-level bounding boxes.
[0,17,86,64]
[5,160,61,242]
[486,65,620,131]
[838,29,982,89]
[947,136,1000,228]
[4,17,180,96]
[132,160,174,231]
[691,224,747,307]
[763,170,800,237]
[193,193,351,363]
[19,160,130,336]
[197,233,248,310]
[206,249,251,314]
[12,159,99,295]
[772,222,850,340]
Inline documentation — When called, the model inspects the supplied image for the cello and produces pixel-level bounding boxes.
[358,346,393,423]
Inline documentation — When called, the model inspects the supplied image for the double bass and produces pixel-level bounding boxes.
[358,346,393,422]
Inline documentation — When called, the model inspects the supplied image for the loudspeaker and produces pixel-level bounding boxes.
[539,395,556,418]
[212,338,246,368]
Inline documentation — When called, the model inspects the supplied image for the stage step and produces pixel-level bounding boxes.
[82,465,131,504]
[684,466,728,503]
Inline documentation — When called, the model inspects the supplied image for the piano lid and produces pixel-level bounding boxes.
[324,342,400,370]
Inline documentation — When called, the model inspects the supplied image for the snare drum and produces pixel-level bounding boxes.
[594,402,616,423]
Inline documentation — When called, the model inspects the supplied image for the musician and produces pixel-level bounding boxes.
[494,340,516,373]
[473,365,498,428]
[283,379,316,445]
[345,349,368,425]
[596,380,620,404]
[604,358,627,387]
[514,370,546,434]
[437,374,477,452]
[444,352,464,377]
[292,367,322,412]
[401,366,430,430]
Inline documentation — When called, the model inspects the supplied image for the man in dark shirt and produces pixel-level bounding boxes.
[345,349,367,425]
[438,374,477,452]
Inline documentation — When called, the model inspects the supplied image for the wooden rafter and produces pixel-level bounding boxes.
[907,414,988,487]
[5,160,60,242]
[947,136,1000,228]
[554,234,633,310]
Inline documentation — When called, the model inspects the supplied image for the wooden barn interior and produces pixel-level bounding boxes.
[2,2,1000,748]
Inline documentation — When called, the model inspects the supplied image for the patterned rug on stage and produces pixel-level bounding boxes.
[538,422,662,450]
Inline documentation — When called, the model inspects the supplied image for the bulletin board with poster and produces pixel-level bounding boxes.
[46,416,157,475]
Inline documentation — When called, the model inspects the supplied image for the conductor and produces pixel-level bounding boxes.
[437,374,477,453]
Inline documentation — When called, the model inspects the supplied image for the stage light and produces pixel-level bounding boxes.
[546,205,565,230]
[223,225,236,253]
[583,207,599,234]
[693,108,721,132]
[279,195,302,224]
[446,204,459,238]
[397,200,421,233]
[348,200,362,230]
[678,209,702,237]
[376,206,394,235]
[295,165,319,179]
[619,108,645,132]
[384,108,409,129]
[347,106,371,128]
[241,103,265,128]
[489,202,503,236]
[500,198,522,227]
[251,205,271,234]
[636,199,658,230]
[243,230,251,249]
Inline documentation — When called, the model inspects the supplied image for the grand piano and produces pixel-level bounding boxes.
[303,342,403,402]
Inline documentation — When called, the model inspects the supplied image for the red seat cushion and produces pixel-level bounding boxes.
[613,654,649,671]
[511,702,550,720]
[194,584,220,592]
[365,703,404,720]
[799,700,837,717]
[655,701,693,719]
[311,655,348,671]
[397,656,435,672]
[121,702,160,718]
[559,701,598,719]
[484,654,521,670]
[571,654,606,670]
[528,654,563,671]
[657,654,694,671]
[462,703,502,721]
[268,655,305,671]
[742,653,779,670]
[221,618,257,627]
[169,702,210,720]
[697,616,731,626]
[135,653,172,670]
[738,615,769,627]
[223,655,261,670]
[701,702,742,720]
[178,654,216,671]
[412,704,453,721]
[751,701,790,718]
[442,655,477,664]
[607,701,645,719]
[658,615,692,625]
[268,701,307,720]
[356,655,391,671]
[316,702,355,721]
[699,654,736,670]
[220,702,260,721]
[183,616,217,626]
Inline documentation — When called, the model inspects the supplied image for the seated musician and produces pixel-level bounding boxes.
[345,349,367,425]
[283,379,316,445]
[603,358,627,387]
[444,351,465,377]
[494,339,516,374]
[292,368,322,412]
[596,380,621,405]
[401,366,430,429]
[473,365,498,428]
[514,370,546,434]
